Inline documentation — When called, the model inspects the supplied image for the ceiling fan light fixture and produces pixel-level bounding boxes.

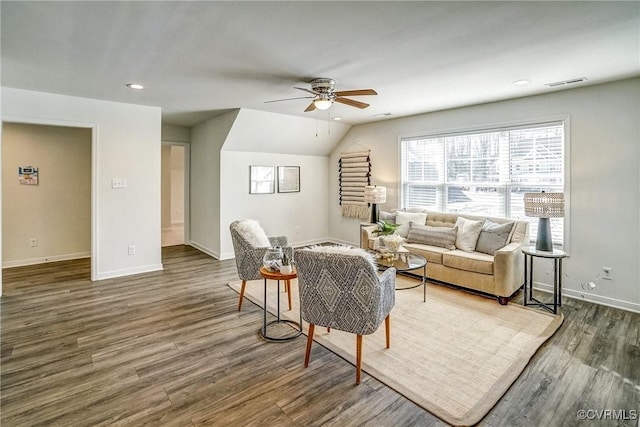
[314,98,333,110]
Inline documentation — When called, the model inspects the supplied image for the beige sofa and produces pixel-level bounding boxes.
[361,210,529,304]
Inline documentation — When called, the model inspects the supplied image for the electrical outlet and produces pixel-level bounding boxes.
[112,178,128,189]
[128,245,135,255]
[30,238,38,247]
[602,267,612,280]
[295,226,300,235]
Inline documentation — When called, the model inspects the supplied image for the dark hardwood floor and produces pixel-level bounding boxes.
[1,245,638,426]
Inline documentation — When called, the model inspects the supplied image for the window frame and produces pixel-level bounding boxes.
[397,116,571,250]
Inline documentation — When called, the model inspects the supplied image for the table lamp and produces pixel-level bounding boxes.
[524,191,564,251]
[364,185,386,223]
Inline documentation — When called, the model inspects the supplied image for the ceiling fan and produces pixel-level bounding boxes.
[265,78,377,112]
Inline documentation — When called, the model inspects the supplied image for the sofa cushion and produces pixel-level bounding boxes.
[443,250,494,275]
[454,217,484,252]
[406,223,457,250]
[475,219,514,255]
[394,211,428,238]
[403,243,449,264]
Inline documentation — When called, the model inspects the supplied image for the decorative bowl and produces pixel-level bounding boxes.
[382,235,405,252]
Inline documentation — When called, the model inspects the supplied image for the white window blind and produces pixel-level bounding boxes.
[400,122,565,246]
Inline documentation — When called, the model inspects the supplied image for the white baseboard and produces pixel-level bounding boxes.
[95,263,164,281]
[534,282,640,314]
[2,252,91,268]
[189,241,223,260]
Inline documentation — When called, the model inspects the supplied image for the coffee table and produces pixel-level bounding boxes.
[374,249,427,302]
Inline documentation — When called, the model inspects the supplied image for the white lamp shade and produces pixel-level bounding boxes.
[364,185,387,204]
[524,192,565,218]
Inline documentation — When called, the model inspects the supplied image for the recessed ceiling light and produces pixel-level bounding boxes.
[513,79,531,86]
[332,117,342,121]
[126,83,144,90]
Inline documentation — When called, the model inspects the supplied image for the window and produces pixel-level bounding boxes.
[400,122,565,246]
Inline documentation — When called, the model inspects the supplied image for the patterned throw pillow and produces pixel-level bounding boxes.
[406,223,458,250]
[475,219,515,255]
[379,210,397,224]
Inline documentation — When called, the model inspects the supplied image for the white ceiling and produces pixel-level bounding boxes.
[2,1,639,127]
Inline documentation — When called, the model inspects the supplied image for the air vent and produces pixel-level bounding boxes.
[373,112,393,117]
[545,77,587,87]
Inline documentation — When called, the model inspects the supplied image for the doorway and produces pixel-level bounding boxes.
[161,143,189,246]
[1,122,93,274]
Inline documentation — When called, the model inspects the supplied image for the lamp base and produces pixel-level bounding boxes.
[535,217,553,252]
[370,203,380,224]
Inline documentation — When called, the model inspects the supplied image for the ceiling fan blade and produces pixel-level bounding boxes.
[335,97,369,109]
[334,89,378,97]
[294,87,318,96]
[304,102,316,112]
[264,95,315,104]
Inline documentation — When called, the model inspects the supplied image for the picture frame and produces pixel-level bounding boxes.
[278,166,300,193]
[249,165,275,194]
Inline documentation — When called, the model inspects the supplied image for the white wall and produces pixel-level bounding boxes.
[1,87,163,280]
[329,78,640,312]
[2,123,91,266]
[161,124,190,143]
[189,110,239,257]
[218,151,329,259]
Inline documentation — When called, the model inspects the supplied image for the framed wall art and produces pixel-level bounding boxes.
[278,166,300,193]
[249,165,275,194]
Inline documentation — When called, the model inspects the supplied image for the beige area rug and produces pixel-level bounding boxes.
[229,276,563,426]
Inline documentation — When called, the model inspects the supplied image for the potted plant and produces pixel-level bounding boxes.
[373,221,404,252]
[373,220,400,236]
[280,251,292,274]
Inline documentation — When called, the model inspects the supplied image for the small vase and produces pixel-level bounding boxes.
[263,247,283,272]
[280,265,292,274]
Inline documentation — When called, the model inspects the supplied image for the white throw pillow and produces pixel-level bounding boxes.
[454,217,484,252]
[235,219,271,248]
[306,245,376,267]
[394,211,428,238]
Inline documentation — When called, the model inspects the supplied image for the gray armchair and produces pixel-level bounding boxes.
[229,220,292,311]
[295,248,396,384]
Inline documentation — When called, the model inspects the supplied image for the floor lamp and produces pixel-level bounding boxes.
[524,191,564,251]
[364,185,386,224]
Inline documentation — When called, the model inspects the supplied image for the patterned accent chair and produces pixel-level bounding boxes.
[229,220,292,311]
[295,248,396,384]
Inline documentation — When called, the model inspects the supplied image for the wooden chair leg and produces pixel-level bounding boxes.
[385,315,391,348]
[237,280,247,311]
[327,327,331,333]
[286,279,292,311]
[305,324,315,368]
[356,334,363,385]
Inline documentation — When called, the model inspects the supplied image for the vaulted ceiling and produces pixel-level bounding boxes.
[2,1,639,127]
